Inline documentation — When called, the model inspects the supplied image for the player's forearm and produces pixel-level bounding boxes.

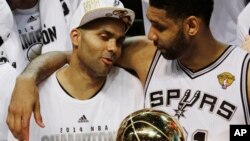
[116,36,148,69]
[116,36,156,85]
[18,51,70,84]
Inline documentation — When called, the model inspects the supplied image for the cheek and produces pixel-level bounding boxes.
[82,37,102,51]
[159,33,174,46]
[116,48,122,60]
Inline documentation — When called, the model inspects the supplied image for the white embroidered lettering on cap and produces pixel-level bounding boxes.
[83,0,101,13]
[114,0,120,6]
[69,0,135,32]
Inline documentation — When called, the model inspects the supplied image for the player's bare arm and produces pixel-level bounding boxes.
[242,35,250,52]
[240,36,250,105]
[6,51,70,141]
[247,63,250,109]
[117,36,156,85]
[243,28,250,118]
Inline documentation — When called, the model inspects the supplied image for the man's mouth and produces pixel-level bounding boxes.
[102,57,114,65]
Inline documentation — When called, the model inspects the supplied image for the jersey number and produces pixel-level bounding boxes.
[192,130,207,141]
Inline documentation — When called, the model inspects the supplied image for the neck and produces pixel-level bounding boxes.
[11,0,38,10]
[56,65,106,100]
[179,30,228,72]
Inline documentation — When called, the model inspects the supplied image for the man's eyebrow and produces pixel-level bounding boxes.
[101,30,114,36]
[100,29,125,39]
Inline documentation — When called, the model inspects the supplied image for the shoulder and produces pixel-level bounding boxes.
[107,67,144,102]
[108,67,141,83]
[38,71,58,90]
[108,67,143,90]
[232,45,249,55]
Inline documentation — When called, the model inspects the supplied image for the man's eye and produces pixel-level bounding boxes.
[100,34,109,40]
[155,25,165,31]
[152,23,165,32]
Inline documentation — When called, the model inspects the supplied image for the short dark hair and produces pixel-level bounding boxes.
[149,0,214,27]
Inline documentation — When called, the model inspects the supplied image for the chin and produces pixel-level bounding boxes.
[96,69,110,77]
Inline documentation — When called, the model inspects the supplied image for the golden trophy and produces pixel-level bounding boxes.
[116,108,186,141]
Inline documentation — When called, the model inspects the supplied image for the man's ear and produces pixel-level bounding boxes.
[70,29,81,47]
[183,16,200,36]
